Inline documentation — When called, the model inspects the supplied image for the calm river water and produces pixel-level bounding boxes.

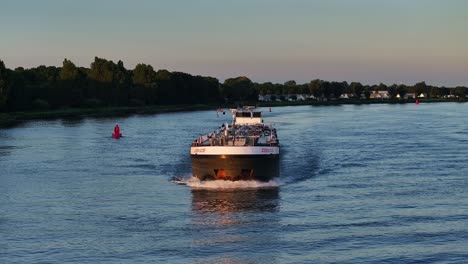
[1,103,468,263]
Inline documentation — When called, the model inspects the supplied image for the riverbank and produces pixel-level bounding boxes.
[257,98,463,107]
[0,98,464,128]
[0,104,217,128]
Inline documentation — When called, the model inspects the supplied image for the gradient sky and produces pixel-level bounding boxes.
[1,0,467,86]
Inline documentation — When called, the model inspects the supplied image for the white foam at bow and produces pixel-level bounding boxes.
[174,176,281,189]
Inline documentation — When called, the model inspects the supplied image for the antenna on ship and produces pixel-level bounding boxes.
[230,108,237,126]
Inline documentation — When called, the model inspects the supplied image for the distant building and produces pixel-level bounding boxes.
[296,94,307,101]
[370,91,389,99]
[287,94,296,101]
[258,93,333,102]
[284,94,307,101]
[258,95,272,101]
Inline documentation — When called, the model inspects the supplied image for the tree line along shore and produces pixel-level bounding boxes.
[0,57,466,127]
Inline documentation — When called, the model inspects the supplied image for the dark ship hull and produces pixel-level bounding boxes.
[191,154,280,182]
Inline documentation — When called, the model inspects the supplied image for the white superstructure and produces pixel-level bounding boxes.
[191,107,279,153]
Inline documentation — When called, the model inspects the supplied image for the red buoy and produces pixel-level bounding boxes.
[416,100,419,105]
[112,124,122,139]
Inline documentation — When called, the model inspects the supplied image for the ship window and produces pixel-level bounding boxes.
[236,112,262,118]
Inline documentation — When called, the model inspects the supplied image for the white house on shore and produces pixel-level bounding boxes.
[258,95,272,101]
[340,93,357,99]
[369,91,389,99]
[397,93,416,99]
[259,94,308,102]
[294,94,307,101]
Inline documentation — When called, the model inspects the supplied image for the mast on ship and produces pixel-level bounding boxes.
[231,109,237,126]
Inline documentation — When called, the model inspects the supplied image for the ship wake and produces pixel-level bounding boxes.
[172,176,280,189]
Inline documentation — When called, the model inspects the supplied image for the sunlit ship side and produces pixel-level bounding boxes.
[190,107,280,182]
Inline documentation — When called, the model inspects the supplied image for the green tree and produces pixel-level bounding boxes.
[254,82,275,96]
[284,80,300,94]
[321,81,333,98]
[397,84,408,98]
[132,63,158,105]
[308,79,323,99]
[153,69,174,104]
[319,81,347,99]
[413,82,427,98]
[60,59,79,81]
[133,63,156,87]
[350,82,364,98]
[284,80,298,94]
[330,81,346,98]
[222,76,256,101]
[0,60,8,110]
[201,76,222,103]
[430,86,441,98]
[114,60,132,105]
[377,83,388,92]
[88,57,131,105]
[363,86,371,99]
[387,84,399,99]
[298,84,309,94]
[57,59,84,107]
[284,80,296,87]
[453,86,466,99]
[89,56,116,83]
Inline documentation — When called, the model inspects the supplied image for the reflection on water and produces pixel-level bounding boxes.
[2,104,468,263]
[60,118,84,127]
[0,145,16,157]
[192,188,279,216]
[190,188,281,263]
[0,131,14,157]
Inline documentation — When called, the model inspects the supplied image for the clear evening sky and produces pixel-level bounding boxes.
[1,0,467,86]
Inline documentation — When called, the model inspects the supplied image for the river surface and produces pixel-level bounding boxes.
[1,103,468,263]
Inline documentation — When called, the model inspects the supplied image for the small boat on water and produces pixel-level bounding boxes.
[190,106,280,181]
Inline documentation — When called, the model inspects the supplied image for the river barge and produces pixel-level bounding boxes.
[190,107,280,181]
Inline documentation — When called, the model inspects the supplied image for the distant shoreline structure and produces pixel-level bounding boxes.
[0,98,465,128]
[0,57,466,120]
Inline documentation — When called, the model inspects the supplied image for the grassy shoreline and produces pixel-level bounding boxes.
[0,98,464,128]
